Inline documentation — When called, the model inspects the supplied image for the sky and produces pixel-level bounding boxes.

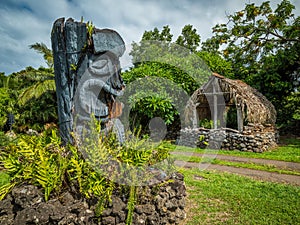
[0,0,299,75]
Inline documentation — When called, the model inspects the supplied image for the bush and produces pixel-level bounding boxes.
[0,120,174,224]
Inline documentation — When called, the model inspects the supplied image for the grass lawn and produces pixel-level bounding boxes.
[181,168,300,225]
[169,138,300,162]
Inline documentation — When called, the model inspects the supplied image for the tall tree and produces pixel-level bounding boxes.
[202,0,299,82]
[201,0,300,131]
[141,25,173,42]
[196,51,234,78]
[176,24,201,52]
[124,25,220,134]
[130,25,173,64]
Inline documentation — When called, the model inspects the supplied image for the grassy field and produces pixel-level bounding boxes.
[170,138,300,162]
[181,168,300,225]
[174,138,300,224]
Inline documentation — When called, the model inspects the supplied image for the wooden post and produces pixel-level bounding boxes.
[52,18,72,144]
[219,105,225,128]
[192,103,199,128]
[51,18,87,145]
[237,105,243,132]
[213,78,218,129]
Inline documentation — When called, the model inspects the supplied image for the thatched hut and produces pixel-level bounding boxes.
[184,73,276,132]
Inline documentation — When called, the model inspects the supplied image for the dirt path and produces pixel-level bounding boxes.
[172,152,300,186]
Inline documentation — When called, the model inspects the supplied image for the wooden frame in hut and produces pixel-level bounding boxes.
[185,73,276,132]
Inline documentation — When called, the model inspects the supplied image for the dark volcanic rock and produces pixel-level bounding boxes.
[0,172,186,225]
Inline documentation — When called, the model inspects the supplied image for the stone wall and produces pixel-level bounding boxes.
[0,173,186,225]
[179,124,278,152]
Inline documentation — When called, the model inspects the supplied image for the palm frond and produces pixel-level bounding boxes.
[18,80,56,105]
[29,43,53,68]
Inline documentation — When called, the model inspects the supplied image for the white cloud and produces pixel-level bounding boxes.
[0,0,299,74]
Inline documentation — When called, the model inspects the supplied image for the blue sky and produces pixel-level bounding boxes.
[0,0,299,75]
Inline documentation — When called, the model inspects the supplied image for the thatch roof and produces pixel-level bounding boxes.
[185,73,276,128]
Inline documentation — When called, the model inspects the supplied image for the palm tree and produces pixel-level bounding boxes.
[18,43,56,105]
[30,43,54,68]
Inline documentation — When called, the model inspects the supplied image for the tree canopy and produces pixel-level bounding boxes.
[123,24,231,134]
[0,44,57,132]
[202,0,299,132]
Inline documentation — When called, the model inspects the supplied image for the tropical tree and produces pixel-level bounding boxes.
[29,43,53,69]
[141,25,173,43]
[130,24,201,63]
[176,24,201,52]
[0,87,15,129]
[196,51,234,78]
[0,72,7,87]
[18,43,55,105]
[130,25,173,65]
[201,0,300,132]
[0,43,58,131]
[124,25,226,134]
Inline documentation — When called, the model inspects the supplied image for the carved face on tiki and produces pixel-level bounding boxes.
[74,52,123,123]
[88,52,125,91]
[88,53,115,77]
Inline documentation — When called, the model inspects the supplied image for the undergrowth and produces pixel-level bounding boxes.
[0,118,173,225]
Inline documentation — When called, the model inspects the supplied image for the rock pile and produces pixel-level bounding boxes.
[0,173,186,225]
[101,172,186,225]
[179,125,278,152]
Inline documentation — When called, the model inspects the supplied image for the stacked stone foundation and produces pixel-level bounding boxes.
[179,124,278,152]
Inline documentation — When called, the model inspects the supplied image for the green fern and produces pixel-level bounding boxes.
[0,116,174,224]
[126,185,137,225]
[0,131,68,201]
[0,182,17,201]
[68,155,84,192]
[35,152,67,201]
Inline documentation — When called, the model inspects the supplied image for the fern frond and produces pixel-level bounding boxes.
[0,182,17,201]
[68,157,84,192]
[3,155,22,175]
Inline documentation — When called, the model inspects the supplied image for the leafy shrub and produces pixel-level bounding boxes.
[0,131,10,147]
[0,172,10,187]
[121,64,192,136]
[278,92,300,134]
[0,119,173,224]
[0,88,14,130]
[0,130,68,201]
[199,119,214,129]
[128,91,179,135]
